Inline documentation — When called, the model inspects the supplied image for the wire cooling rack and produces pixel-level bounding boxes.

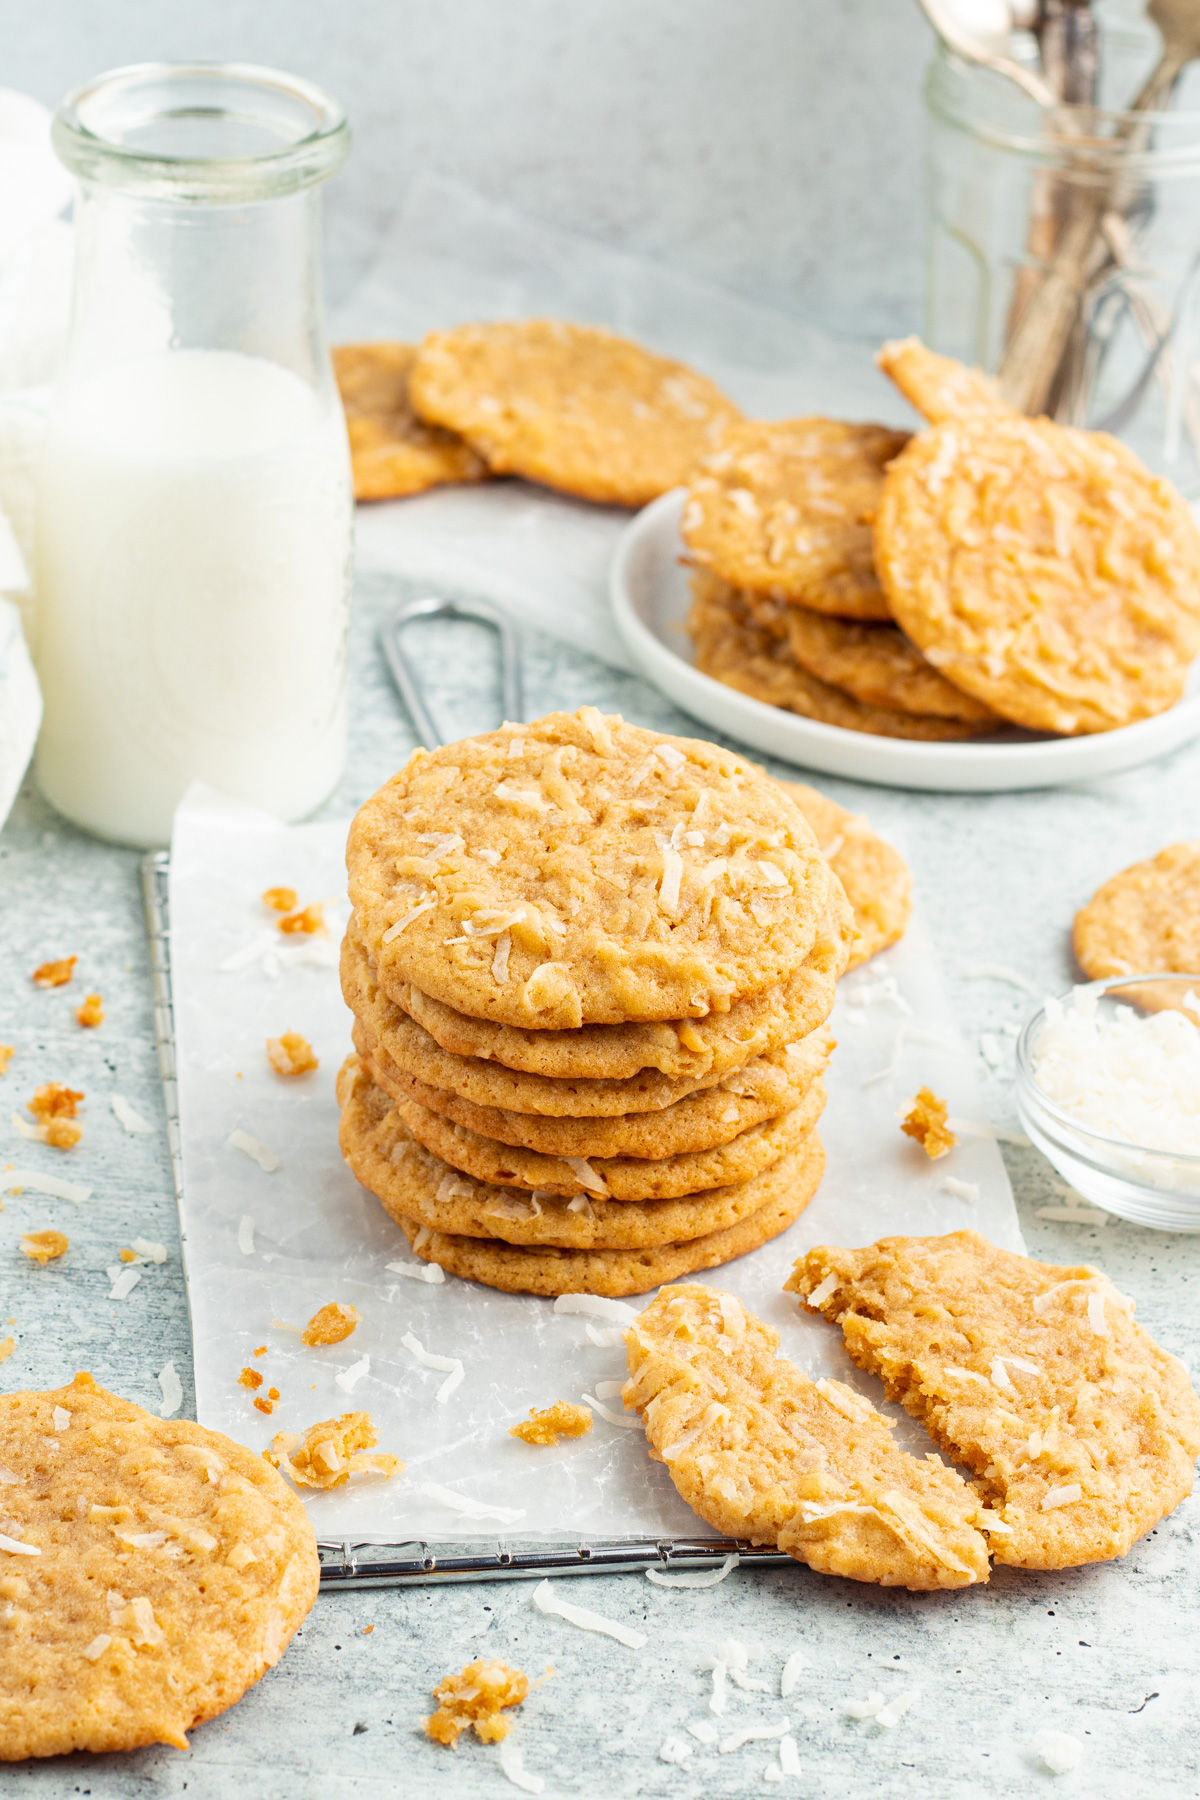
[139,850,789,1589]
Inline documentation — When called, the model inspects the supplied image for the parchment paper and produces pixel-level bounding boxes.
[170,785,1022,1545]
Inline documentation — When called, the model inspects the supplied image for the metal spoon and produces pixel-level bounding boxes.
[917,0,1059,105]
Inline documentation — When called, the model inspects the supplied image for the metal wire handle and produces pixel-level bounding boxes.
[380,595,524,747]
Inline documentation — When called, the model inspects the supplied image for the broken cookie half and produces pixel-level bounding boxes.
[788,1230,1200,1570]
[622,1283,995,1590]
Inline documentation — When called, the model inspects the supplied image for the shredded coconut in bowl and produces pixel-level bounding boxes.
[1032,986,1200,1155]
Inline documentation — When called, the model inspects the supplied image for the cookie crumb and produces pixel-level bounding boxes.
[279,902,326,937]
[900,1088,957,1160]
[254,1345,267,1357]
[264,1412,402,1489]
[0,1047,14,1075]
[266,1031,319,1077]
[238,1367,264,1390]
[0,1339,12,1363]
[362,1624,374,1635]
[425,1659,529,1747]
[262,886,298,913]
[253,1395,275,1415]
[509,1401,593,1445]
[21,1230,68,1264]
[301,1302,359,1347]
[75,994,104,1028]
[32,956,77,988]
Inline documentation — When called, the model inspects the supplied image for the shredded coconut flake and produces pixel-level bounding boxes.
[228,1131,279,1173]
[646,1553,739,1589]
[941,1177,980,1201]
[658,843,683,916]
[564,1156,608,1196]
[492,931,512,983]
[845,1691,885,1720]
[401,1329,464,1403]
[1034,985,1200,1154]
[688,1719,719,1743]
[779,1734,801,1776]
[530,1579,645,1648]
[1033,1729,1083,1775]
[51,1406,70,1432]
[963,962,1036,991]
[384,1258,446,1285]
[1041,1483,1083,1510]
[111,1095,153,1135]
[237,1215,256,1255]
[335,1354,370,1394]
[130,1238,167,1264]
[875,1689,919,1727]
[659,1736,692,1764]
[107,1267,141,1301]
[1087,1289,1109,1336]
[157,1362,182,1418]
[806,1273,839,1309]
[553,1294,636,1325]
[719,1720,790,1753]
[497,1739,544,1794]
[418,1481,524,1524]
[381,897,437,943]
[83,1634,111,1660]
[581,1393,640,1429]
[0,1533,38,1555]
[780,1648,808,1697]
[0,1168,91,1204]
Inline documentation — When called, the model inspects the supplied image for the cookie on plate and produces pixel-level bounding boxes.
[623,1284,993,1589]
[1073,842,1200,979]
[876,336,1013,426]
[776,779,913,970]
[341,918,845,1084]
[0,1373,319,1760]
[686,572,992,741]
[789,1231,1200,1569]
[408,320,741,508]
[744,592,1000,726]
[338,1056,822,1250]
[347,710,832,1028]
[395,1136,823,1296]
[332,342,489,500]
[681,417,909,620]
[357,1020,833,1160]
[875,412,1200,734]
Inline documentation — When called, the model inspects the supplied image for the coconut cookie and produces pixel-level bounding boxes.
[681,417,909,619]
[396,1139,823,1296]
[356,1058,825,1200]
[408,320,741,508]
[876,336,1014,426]
[875,414,1200,734]
[623,1285,992,1589]
[339,1059,821,1251]
[1073,842,1200,979]
[341,884,849,1104]
[687,572,987,741]
[332,343,489,500]
[347,710,832,1027]
[776,780,913,970]
[789,1231,1200,1569]
[357,1020,833,1159]
[744,593,999,726]
[0,1373,319,1760]
[341,916,846,1083]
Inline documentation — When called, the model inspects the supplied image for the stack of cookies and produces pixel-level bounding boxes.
[337,709,853,1298]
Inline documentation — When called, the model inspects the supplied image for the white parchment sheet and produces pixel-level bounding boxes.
[171,787,1023,1545]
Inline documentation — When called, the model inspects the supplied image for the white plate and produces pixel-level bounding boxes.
[609,490,1200,792]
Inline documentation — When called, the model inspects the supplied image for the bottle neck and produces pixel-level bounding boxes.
[62,180,334,397]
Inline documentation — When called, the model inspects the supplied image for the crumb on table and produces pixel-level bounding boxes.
[266,1031,319,1076]
[20,1230,68,1264]
[262,886,299,913]
[265,1411,402,1489]
[509,1400,594,1446]
[0,1339,13,1364]
[900,1086,957,1160]
[238,1366,264,1390]
[426,1659,530,1747]
[27,1084,84,1150]
[0,1047,14,1075]
[75,993,104,1028]
[278,902,327,937]
[32,956,77,988]
[301,1302,359,1346]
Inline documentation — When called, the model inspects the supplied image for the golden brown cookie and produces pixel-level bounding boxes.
[775,780,913,970]
[338,1055,821,1249]
[875,415,1200,734]
[357,1019,833,1159]
[687,572,991,741]
[624,1285,993,1588]
[332,343,489,500]
[395,1135,824,1295]
[744,591,1000,725]
[409,320,741,507]
[876,336,1013,425]
[341,913,845,1084]
[1073,842,1200,979]
[341,878,847,1096]
[681,417,909,619]
[0,1373,319,1760]
[347,710,831,1027]
[789,1231,1200,1570]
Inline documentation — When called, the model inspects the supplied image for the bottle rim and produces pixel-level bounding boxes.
[53,61,350,201]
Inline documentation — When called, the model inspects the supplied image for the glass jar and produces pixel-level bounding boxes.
[33,63,353,848]
[924,14,1200,497]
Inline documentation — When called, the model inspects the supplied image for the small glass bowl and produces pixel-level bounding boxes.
[1016,974,1200,1231]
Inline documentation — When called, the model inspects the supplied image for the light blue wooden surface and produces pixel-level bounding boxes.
[3,573,1199,1796]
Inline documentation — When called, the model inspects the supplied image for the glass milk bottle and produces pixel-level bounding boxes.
[34,63,354,847]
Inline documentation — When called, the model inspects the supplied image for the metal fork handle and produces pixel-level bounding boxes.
[380,594,524,749]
